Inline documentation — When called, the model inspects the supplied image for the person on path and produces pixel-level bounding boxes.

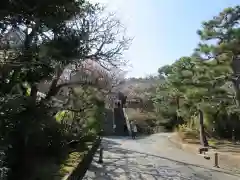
[130,121,134,139]
[130,121,137,139]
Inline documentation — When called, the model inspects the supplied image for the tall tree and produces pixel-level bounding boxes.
[0,0,131,179]
[195,6,240,142]
[156,56,231,147]
[196,6,240,108]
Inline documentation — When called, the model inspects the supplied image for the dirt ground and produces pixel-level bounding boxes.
[169,132,240,174]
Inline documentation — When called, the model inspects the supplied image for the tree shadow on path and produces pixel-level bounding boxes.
[83,138,240,180]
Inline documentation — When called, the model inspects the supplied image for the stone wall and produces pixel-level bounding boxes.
[114,107,129,136]
[103,108,114,136]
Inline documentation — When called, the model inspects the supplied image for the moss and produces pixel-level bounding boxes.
[30,143,93,180]
[58,151,85,177]
[55,110,74,122]
[208,138,217,147]
[26,87,31,96]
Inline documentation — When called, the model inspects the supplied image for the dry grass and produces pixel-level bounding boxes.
[176,125,240,154]
[177,125,199,143]
[125,108,156,126]
[126,108,155,120]
[173,125,240,172]
[126,108,156,127]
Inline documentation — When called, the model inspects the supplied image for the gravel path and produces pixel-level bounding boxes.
[83,133,240,180]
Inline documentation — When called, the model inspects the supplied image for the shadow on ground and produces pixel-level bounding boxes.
[83,138,240,180]
[103,135,154,141]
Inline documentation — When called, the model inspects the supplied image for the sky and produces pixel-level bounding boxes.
[89,0,239,78]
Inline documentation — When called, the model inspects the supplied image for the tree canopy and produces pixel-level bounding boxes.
[0,0,130,179]
[153,5,240,146]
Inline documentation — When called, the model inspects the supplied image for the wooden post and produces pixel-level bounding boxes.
[232,129,236,144]
[98,145,103,164]
[112,107,115,133]
[214,152,219,168]
[98,132,104,164]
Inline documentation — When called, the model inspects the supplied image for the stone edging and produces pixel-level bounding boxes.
[65,137,101,180]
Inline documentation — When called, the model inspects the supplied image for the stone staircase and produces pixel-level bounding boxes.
[103,92,142,136]
[103,107,130,136]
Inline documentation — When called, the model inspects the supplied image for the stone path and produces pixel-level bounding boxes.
[83,134,240,180]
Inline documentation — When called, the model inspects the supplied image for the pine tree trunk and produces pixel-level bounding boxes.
[176,96,180,122]
[199,110,208,147]
[232,80,240,107]
[232,58,240,144]
[30,83,38,101]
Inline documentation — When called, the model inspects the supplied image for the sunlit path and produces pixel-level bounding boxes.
[83,134,239,180]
